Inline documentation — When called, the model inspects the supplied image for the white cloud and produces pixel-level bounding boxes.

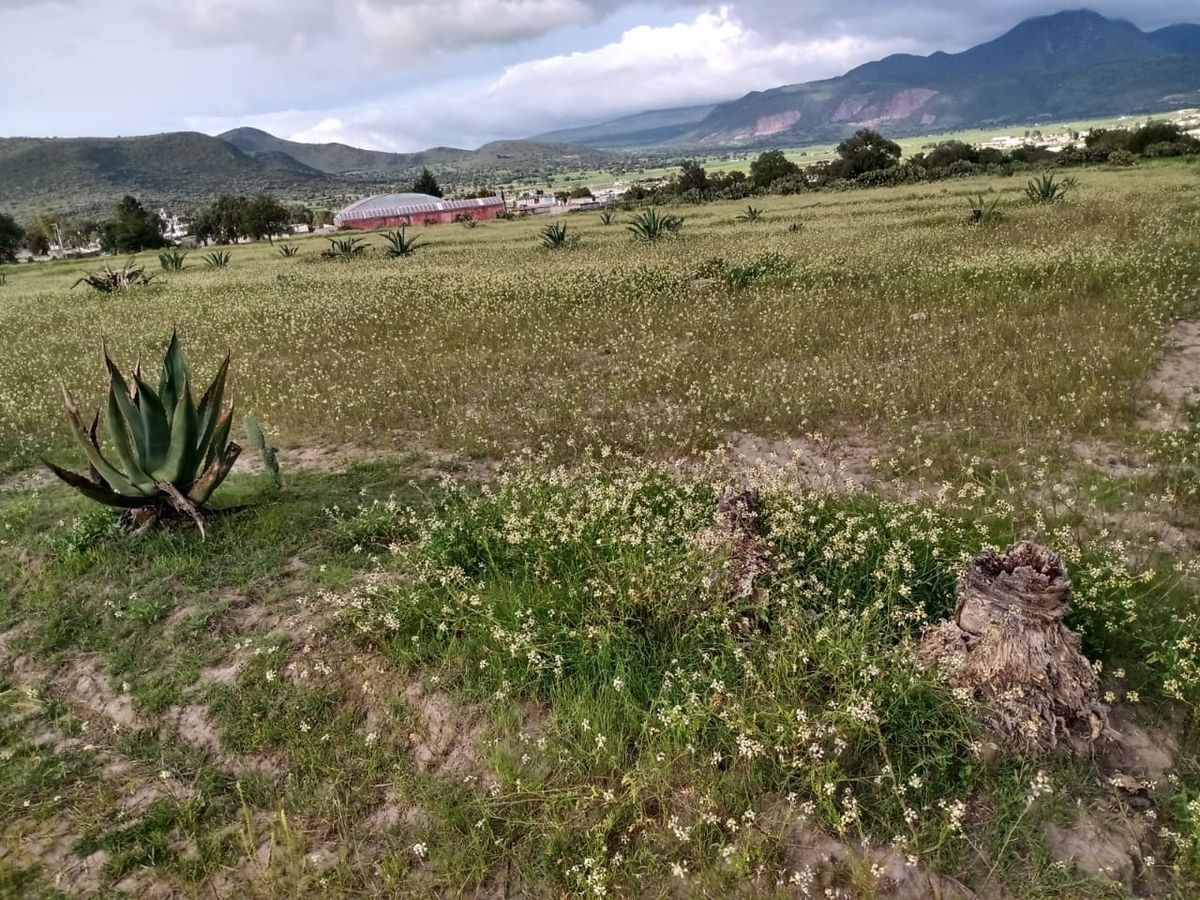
[191,8,904,150]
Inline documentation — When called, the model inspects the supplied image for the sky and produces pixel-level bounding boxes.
[1,1,1196,151]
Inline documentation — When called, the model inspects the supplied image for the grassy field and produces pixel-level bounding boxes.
[1,160,1199,897]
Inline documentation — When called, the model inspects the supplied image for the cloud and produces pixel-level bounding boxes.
[186,8,902,150]
[6,0,1200,145]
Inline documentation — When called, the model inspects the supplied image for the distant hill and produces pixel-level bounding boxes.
[676,10,1200,145]
[0,128,618,219]
[0,132,336,219]
[218,127,474,175]
[530,105,719,148]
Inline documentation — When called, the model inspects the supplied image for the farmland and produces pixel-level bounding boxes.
[1,161,1199,897]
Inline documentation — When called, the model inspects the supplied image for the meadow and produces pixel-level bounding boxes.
[0,161,1199,898]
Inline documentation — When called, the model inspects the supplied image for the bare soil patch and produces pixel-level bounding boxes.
[1142,318,1200,429]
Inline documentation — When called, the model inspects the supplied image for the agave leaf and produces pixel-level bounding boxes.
[104,354,149,464]
[132,371,171,472]
[195,354,229,453]
[159,330,190,414]
[188,441,242,506]
[42,459,148,508]
[60,384,152,498]
[243,417,281,488]
[86,412,103,485]
[206,407,234,470]
[104,389,157,494]
[153,379,199,485]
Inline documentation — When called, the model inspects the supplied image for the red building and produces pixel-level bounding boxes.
[333,193,505,229]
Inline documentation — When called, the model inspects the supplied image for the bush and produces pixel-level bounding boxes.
[1107,150,1136,167]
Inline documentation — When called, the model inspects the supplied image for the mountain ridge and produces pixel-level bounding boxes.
[675,9,1200,145]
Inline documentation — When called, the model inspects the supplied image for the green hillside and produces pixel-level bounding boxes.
[0,132,340,219]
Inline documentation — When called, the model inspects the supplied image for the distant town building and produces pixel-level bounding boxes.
[333,193,505,229]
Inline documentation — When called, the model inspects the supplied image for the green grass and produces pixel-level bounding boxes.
[1,158,1199,896]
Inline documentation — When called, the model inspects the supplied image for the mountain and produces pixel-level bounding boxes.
[218,127,474,175]
[0,132,335,219]
[219,127,616,176]
[558,10,1200,148]
[530,104,719,148]
[0,128,619,219]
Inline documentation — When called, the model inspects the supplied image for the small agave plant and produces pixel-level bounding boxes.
[44,332,264,537]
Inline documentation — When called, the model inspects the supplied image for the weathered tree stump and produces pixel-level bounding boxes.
[697,488,772,635]
[919,541,1107,751]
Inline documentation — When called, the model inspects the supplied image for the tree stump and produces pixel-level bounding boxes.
[697,488,772,635]
[919,541,1107,750]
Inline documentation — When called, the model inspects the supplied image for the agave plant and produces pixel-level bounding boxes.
[539,221,573,250]
[73,259,155,293]
[787,221,805,234]
[626,208,684,242]
[736,205,764,223]
[966,193,1001,225]
[1025,172,1071,204]
[277,244,300,258]
[380,228,422,258]
[43,332,261,537]
[598,209,615,226]
[321,235,369,260]
[158,248,188,271]
[202,250,232,269]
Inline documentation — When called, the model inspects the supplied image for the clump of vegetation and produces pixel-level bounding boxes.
[321,235,368,261]
[73,259,155,293]
[158,248,188,271]
[966,193,1002,224]
[696,252,795,288]
[43,332,247,536]
[598,209,615,226]
[539,221,576,250]
[626,208,684,241]
[735,204,764,223]
[1025,172,1073,203]
[277,243,300,258]
[380,228,422,258]
[202,250,231,270]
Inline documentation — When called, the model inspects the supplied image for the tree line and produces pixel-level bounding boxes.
[620,122,1200,205]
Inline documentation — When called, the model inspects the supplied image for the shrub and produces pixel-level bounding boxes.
[626,208,684,242]
[1024,172,1071,203]
[381,228,422,258]
[966,193,1001,225]
[158,248,188,271]
[73,259,155,293]
[1107,150,1136,167]
[321,236,368,260]
[539,221,575,250]
[42,331,269,536]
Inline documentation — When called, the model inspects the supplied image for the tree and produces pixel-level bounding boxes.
[749,150,801,189]
[23,216,53,256]
[191,196,249,244]
[99,196,166,253]
[0,213,23,263]
[242,194,290,241]
[676,159,709,192]
[832,129,902,179]
[412,168,444,198]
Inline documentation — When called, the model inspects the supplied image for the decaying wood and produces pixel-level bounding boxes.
[919,540,1108,751]
[696,488,772,635]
